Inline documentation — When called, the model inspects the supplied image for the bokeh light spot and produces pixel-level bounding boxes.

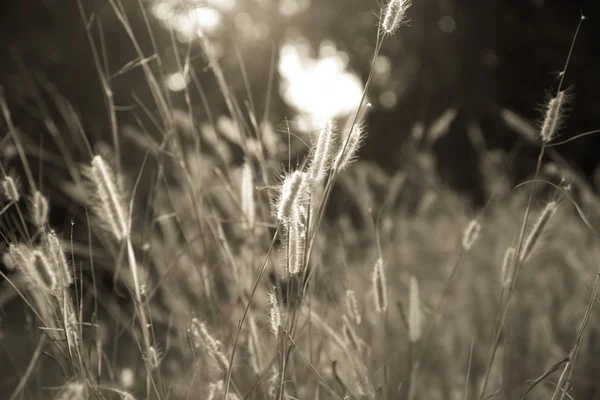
[166,72,189,92]
[380,90,397,109]
[439,16,456,33]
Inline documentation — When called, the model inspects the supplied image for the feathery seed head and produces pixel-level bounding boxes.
[372,258,388,313]
[276,171,306,222]
[89,155,129,241]
[309,120,337,183]
[408,275,422,342]
[268,292,283,338]
[345,289,361,325]
[45,230,73,287]
[520,201,558,262]
[28,249,57,293]
[189,318,229,370]
[31,191,49,228]
[3,243,31,272]
[2,175,20,202]
[540,91,568,143]
[381,0,412,36]
[146,346,161,370]
[189,318,222,353]
[462,219,481,250]
[65,307,80,348]
[334,124,365,172]
[286,208,306,275]
[501,246,516,288]
[240,161,255,231]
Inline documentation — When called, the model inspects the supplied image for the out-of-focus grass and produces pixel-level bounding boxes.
[0,1,599,400]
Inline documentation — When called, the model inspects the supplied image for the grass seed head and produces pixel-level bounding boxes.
[540,91,568,143]
[240,161,255,231]
[286,206,306,275]
[276,171,306,222]
[520,201,558,262]
[146,346,161,370]
[45,230,73,287]
[309,120,337,183]
[189,318,221,353]
[268,292,283,338]
[372,258,388,313]
[345,289,361,325]
[462,219,481,250]
[3,243,31,271]
[501,246,516,287]
[381,0,412,36]
[408,275,422,342]
[89,155,129,241]
[334,124,365,172]
[28,249,57,293]
[31,190,49,228]
[2,175,20,202]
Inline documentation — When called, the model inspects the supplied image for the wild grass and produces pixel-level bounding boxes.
[0,1,599,400]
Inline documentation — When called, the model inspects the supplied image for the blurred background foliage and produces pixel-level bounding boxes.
[0,0,598,208]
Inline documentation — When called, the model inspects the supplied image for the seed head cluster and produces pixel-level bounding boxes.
[89,155,129,241]
[372,258,387,313]
[381,0,412,36]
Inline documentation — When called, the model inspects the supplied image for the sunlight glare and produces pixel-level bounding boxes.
[151,1,223,41]
[278,40,364,132]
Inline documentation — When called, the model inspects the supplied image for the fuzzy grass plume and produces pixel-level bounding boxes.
[309,121,337,183]
[276,171,306,222]
[372,257,387,313]
[381,0,412,36]
[88,155,129,241]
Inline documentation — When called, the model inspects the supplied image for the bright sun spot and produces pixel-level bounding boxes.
[278,39,364,132]
[151,1,224,41]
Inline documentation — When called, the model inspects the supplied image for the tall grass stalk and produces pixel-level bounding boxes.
[478,15,584,398]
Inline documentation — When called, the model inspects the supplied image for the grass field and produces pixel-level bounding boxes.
[0,1,599,399]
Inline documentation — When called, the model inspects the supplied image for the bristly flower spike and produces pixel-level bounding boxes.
[309,120,336,183]
[345,289,361,325]
[2,176,20,202]
[462,219,481,250]
[540,91,567,143]
[520,201,558,262]
[286,202,305,275]
[31,190,49,228]
[240,161,255,231]
[276,171,306,222]
[2,243,30,272]
[408,275,422,342]
[334,124,365,172]
[28,249,57,293]
[268,292,283,338]
[381,0,412,36]
[45,230,73,287]
[89,155,129,241]
[372,258,388,313]
[501,246,516,287]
